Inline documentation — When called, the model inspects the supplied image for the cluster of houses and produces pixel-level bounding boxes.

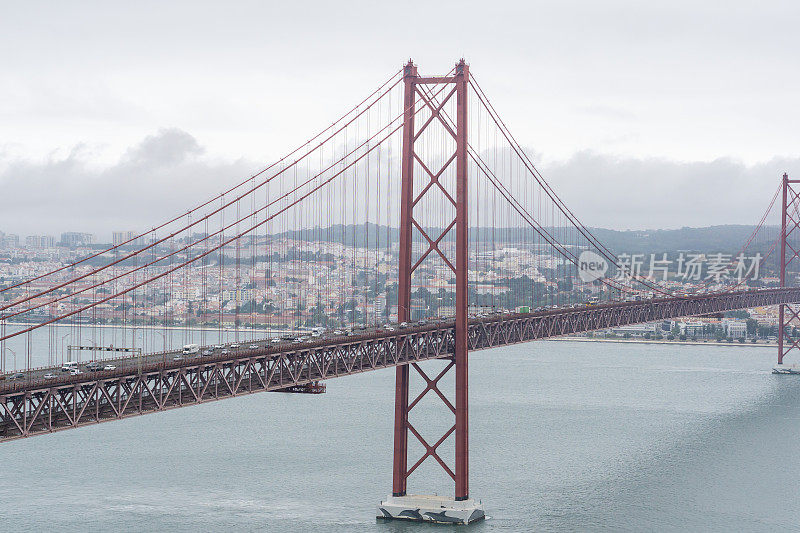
[598,306,787,340]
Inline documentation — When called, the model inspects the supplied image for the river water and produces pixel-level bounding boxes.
[1,340,798,532]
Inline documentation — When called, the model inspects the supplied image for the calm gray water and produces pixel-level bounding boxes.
[2,340,799,532]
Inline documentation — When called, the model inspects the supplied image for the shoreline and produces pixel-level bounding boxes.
[547,337,778,348]
[4,323,778,348]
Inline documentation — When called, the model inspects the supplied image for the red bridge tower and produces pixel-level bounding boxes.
[377,60,484,525]
[777,173,800,369]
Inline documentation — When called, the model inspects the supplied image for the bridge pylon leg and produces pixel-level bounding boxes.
[377,59,484,525]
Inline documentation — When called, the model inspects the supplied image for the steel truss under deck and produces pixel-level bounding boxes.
[1,287,798,441]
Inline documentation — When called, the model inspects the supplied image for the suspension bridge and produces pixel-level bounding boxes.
[1,59,798,524]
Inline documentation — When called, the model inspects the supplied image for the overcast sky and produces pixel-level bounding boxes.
[1,1,798,236]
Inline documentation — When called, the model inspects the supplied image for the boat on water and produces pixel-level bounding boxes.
[772,364,800,375]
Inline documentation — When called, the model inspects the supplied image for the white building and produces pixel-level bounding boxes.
[680,320,705,336]
[723,319,747,338]
[610,322,659,335]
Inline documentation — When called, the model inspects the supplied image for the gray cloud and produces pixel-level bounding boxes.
[121,128,204,168]
[541,152,794,230]
[0,130,793,239]
[0,129,252,237]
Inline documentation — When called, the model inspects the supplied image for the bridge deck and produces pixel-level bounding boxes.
[2,288,798,441]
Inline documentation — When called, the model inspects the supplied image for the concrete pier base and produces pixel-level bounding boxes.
[377,494,485,525]
[773,363,800,374]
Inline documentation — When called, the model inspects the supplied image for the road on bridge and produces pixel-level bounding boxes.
[1,287,798,441]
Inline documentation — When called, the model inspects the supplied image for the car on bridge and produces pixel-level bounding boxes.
[182,344,200,355]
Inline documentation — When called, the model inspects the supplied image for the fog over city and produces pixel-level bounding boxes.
[1,1,798,235]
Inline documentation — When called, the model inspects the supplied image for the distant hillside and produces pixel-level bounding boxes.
[16,223,772,259]
[588,225,779,254]
[275,223,777,255]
